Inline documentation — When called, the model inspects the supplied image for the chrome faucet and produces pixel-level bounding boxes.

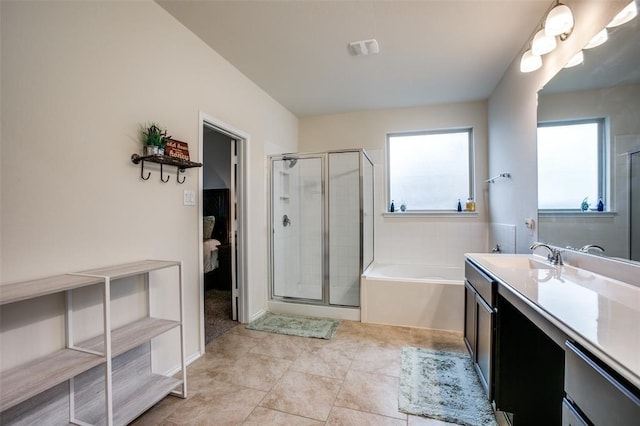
[579,244,605,254]
[530,242,564,265]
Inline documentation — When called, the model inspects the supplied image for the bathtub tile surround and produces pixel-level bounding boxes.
[132,321,500,425]
[489,223,517,254]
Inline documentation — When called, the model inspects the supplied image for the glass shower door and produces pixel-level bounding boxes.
[631,151,639,261]
[272,156,324,301]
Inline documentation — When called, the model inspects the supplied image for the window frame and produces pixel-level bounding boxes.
[537,117,607,211]
[386,127,475,214]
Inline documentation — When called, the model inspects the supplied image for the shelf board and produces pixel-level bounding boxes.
[77,373,182,425]
[0,274,104,306]
[78,317,180,357]
[78,259,180,280]
[131,153,202,169]
[0,349,104,412]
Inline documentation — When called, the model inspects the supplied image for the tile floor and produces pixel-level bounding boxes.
[132,320,505,425]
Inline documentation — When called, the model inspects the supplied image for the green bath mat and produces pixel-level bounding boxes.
[399,346,498,426]
[246,312,340,339]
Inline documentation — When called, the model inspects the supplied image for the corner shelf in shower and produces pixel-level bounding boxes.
[131,153,202,184]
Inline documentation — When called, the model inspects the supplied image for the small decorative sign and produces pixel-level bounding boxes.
[165,139,190,161]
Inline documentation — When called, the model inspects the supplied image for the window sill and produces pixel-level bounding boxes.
[382,211,479,218]
[538,210,616,218]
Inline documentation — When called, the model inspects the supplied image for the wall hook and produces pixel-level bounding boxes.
[160,163,170,183]
[140,160,151,180]
[177,168,186,184]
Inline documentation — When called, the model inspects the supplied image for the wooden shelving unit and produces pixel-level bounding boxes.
[0,260,187,425]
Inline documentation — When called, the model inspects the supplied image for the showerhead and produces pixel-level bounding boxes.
[282,155,298,168]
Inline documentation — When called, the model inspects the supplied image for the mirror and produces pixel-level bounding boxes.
[537,14,640,262]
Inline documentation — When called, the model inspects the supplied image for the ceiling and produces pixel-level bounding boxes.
[158,1,552,117]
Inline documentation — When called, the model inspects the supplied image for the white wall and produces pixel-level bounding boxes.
[488,0,629,253]
[299,101,489,267]
[0,1,297,367]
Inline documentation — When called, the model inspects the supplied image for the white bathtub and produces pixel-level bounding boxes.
[360,263,464,332]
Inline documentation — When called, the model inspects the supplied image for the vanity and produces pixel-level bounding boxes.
[464,252,640,425]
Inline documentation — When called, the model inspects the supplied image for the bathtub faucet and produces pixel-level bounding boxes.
[530,242,563,266]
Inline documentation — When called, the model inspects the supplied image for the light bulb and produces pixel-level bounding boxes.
[532,29,557,55]
[520,50,542,73]
[564,50,584,68]
[607,1,638,28]
[584,28,608,49]
[545,4,574,37]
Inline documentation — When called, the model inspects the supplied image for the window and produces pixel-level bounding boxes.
[387,128,474,211]
[537,119,605,210]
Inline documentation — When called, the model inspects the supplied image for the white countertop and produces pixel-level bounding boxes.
[466,253,640,389]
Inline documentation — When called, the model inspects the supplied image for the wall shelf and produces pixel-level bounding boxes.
[131,153,202,184]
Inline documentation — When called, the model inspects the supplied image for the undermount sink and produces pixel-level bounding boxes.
[480,256,556,270]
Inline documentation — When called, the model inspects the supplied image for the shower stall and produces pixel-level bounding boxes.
[269,150,374,309]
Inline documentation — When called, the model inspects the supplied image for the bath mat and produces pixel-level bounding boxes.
[246,312,340,339]
[398,346,498,426]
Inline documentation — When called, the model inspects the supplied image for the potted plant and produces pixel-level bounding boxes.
[142,122,170,156]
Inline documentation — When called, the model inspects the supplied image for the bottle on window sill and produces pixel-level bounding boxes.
[465,197,475,212]
[597,198,604,211]
[390,200,395,212]
[457,199,462,212]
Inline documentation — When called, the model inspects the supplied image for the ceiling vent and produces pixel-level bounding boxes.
[348,39,379,56]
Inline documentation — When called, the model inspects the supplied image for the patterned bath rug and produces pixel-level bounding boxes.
[398,346,498,426]
[246,312,340,339]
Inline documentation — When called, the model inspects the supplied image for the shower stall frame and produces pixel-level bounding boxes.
[268,149,374,310]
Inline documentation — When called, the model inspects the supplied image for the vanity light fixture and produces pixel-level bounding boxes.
[545,2,574,40]
[607,0,638,28]
[563,50,584,68]
[532,29,557,55]
[520,49,542,73]
[520,2,575,73]
[584,28,608,49]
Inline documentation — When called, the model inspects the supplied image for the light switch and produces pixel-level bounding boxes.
[183,190,195,206]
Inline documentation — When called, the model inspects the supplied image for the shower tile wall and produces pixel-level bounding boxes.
[329,152,361,306]
[298,159,323,297]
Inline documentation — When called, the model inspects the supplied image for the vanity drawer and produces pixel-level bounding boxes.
[565,340,640,425]
[465,260,495,306]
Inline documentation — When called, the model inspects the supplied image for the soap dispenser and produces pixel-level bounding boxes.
[465,197,476,212]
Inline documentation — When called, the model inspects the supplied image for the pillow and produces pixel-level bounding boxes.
[203,216,215,240]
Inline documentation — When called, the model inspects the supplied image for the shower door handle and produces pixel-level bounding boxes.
[282,214,291,227]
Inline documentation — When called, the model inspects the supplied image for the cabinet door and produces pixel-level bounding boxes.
[476,295,493,398]
[562,399,589,426]
[565,341,640,425]
[464,282,476,357]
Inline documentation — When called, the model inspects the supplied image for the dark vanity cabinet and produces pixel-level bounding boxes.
[465,255,640,425]
[464,259,496,399]
[563,341,640,425]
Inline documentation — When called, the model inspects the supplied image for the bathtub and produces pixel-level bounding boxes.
[360,263,464,332]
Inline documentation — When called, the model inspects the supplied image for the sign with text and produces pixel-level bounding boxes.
[165,139,190,161]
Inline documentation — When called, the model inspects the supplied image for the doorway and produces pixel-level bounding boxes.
[199,113,247,350]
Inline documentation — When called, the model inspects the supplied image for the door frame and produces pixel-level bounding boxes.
[198,111,250,353]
